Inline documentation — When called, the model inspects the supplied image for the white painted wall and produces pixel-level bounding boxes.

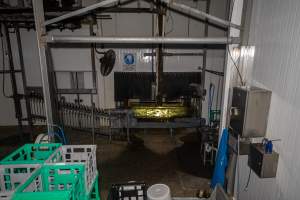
[236,0,300,199]
[0,0,227,125]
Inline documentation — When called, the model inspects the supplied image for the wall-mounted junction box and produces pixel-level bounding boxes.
[230,87,272,138]
[228,133,251,155]
[248,143,279,178]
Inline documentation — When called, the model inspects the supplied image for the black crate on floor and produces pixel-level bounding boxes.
[108,182,147,200]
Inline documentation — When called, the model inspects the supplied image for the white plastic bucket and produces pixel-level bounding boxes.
[147,184,171,200]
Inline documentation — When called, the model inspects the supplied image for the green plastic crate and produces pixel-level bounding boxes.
[11,163,100,200]
[13,191,75,200]
[1,143,100,200]
[12,164,86,200]
[46,145,97,193]
[0,164,41,200]
[0,144,62,165]
[87,175,100,200]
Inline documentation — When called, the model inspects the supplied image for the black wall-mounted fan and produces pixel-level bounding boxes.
[98,49,116,76]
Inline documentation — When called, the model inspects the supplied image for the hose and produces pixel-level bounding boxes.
[50,124,67,145]
[208,83,215,124]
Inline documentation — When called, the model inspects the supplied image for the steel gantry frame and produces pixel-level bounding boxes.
[31,0,240,138]
[0,24,37,141]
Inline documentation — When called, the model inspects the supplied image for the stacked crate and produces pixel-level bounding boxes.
[0,143,100,200]
[46,145,99,200]
[0,164,41,200]
[0,143,61,200]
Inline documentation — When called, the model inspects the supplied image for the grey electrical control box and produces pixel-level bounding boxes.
[230,87,272,138]
[248,143,279,178]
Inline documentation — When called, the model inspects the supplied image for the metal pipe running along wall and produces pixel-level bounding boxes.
[47,36,239,44]
[157,0,241,30]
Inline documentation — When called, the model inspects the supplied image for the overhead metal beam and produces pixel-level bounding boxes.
[47,36,239,44]
[100,7,159,13]
[144,52,204,56]
[0,70,22,73]
[44,0,124,26]
[56,89,97,94]
[0,7,158,14]
[154,0,241,30]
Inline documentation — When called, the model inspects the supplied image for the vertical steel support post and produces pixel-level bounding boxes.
[156,1,164,105]
[89,18,97,90]
[199,0,211,118]
[126,111,130,143]
[89,18,96,144]
[91,94,95,144]
[15,26,34,139]
[32,0,55,139]
[3,24,24,139]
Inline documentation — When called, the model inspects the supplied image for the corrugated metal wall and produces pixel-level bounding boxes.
[238,0,300,199]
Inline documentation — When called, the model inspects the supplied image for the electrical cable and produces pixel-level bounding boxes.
[227,0,245,86]
[95,47,104,55]
[243,168,252,191]
[228,47,245,86]
[95,18,105,55]
[53,132,64,143]
[165,10,174,36]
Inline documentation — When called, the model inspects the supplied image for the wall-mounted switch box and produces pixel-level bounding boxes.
[228,133,251,155]
[230,87,272,138]
[248,143,279,178]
